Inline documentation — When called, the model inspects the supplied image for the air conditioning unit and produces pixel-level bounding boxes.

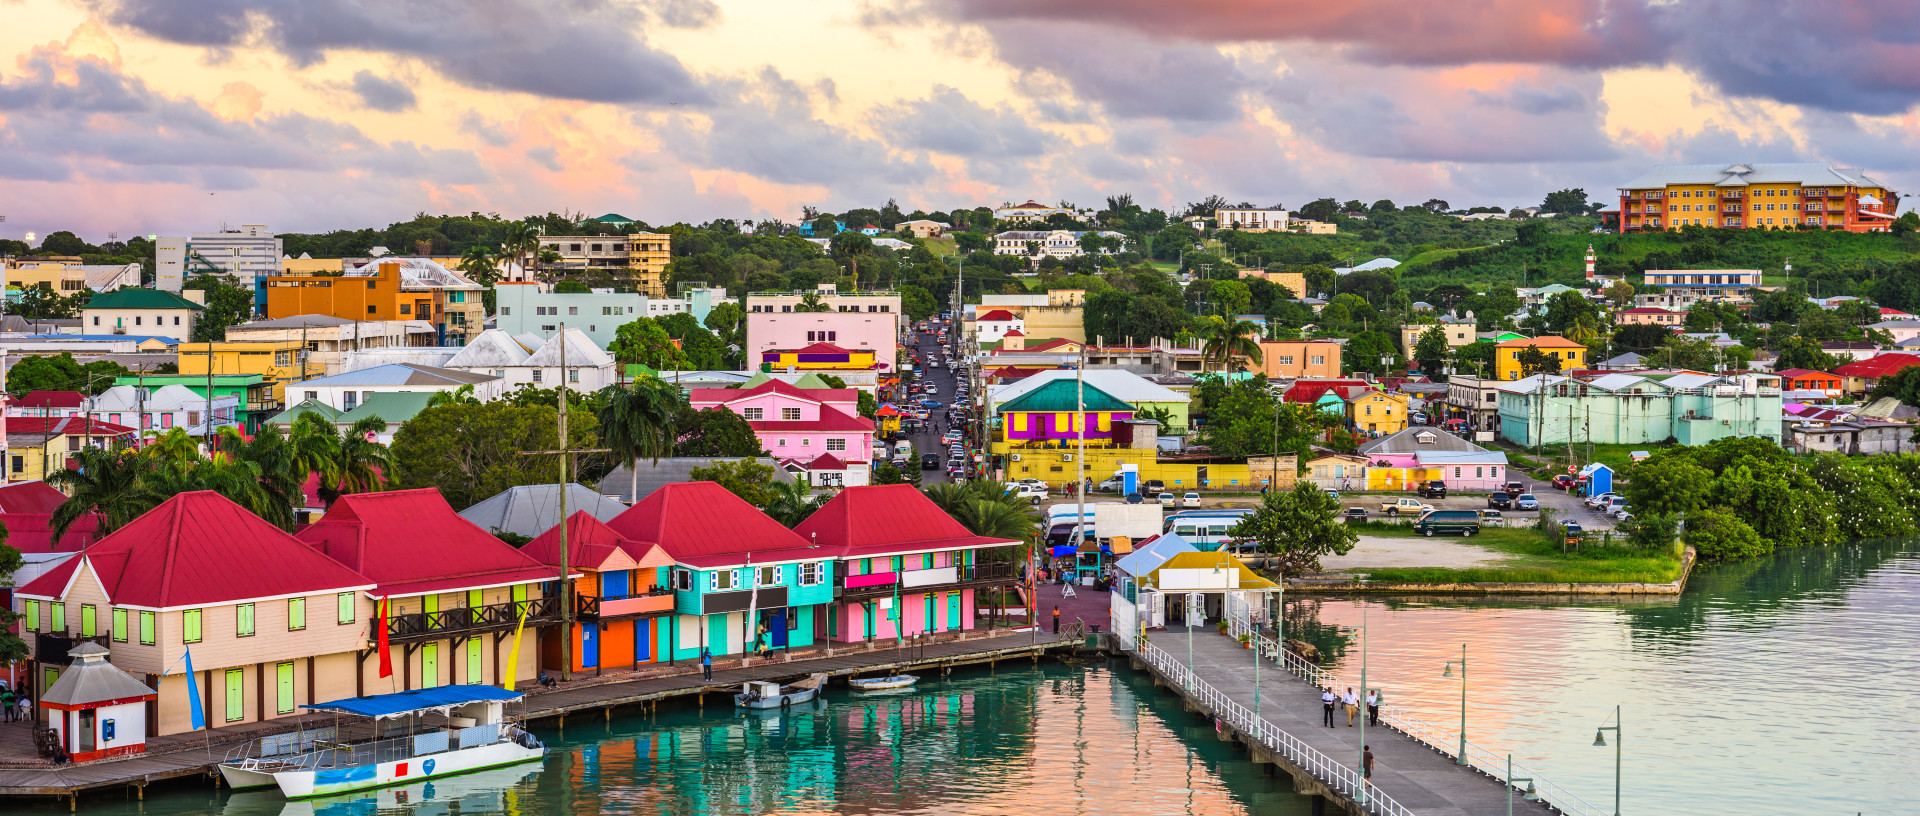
[1061,454,1074,462]
[1721,419,1730,425]
[1010,453,1022,462]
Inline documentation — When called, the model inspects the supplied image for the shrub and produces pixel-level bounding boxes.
[1619,512,1679,553]
[1683,509,1773,561]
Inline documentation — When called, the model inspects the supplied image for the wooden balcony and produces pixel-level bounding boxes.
[33,633,111,665]
[383,597,560,644]
[577,587,676,619]
[835,561,1020,601]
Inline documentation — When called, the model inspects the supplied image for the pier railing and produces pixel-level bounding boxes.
[1129,630,1415,816]
[1220,603,1608,816]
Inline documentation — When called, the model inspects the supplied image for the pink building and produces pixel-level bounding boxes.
[793,485,1021,643]
[689,379,874,486]
[747,312,898,374]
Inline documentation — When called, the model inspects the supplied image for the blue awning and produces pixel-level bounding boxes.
[303,685,525,718]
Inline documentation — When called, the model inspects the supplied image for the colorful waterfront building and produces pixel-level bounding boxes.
[1493,336,1589,381]
[794,485,1020,643]
[522,512,677,675]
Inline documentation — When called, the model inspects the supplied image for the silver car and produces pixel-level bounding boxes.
[1514,494,1539,510]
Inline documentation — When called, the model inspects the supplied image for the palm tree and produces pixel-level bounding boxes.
[332,417,392,502]
[211,426,301,528]
[289,412,345,497]
[597,378,682,500]
[1202,319,1265,373]
[457,244,500,286]
[426,384,480,408]
[47,448,154,545]
[502,222,540,281]
[797,291,833,313]
[142,427,201,473]
[761,477,826,527]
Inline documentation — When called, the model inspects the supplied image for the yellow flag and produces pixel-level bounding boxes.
[503,595,533,691]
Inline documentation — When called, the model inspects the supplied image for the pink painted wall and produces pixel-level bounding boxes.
[748,313,898,372]
[691,389,873,463]
[826,588,975,642]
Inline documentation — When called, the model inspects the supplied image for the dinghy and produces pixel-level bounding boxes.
[734,673,827,709]
[849,675,919,691]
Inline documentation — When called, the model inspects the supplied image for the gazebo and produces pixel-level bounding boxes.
[40,642,157,762]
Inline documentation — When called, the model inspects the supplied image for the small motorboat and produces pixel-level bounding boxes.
[734,673,826,709]
[849,675,919,692]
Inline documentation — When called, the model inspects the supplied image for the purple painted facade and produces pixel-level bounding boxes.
[1003,410,1134,442]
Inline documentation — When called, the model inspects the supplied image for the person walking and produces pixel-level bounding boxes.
[1363,745,1375,785]
[1367,688,1382,726]
[700,649,713,681]
[1321,687,1338,728]
[1051,605,1061,634]
[1342,686,1360,726]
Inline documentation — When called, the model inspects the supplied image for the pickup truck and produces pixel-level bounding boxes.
[1005,483,1048,503]
[1380,497,1434,516]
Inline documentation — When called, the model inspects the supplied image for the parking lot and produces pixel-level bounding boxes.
[1335,476,1621,531]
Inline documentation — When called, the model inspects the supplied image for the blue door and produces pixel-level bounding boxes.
[769,609,788,647]
[581,623,599,669]
[635,619,651,663]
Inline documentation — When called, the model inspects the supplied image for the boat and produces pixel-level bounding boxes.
[221,762,542,816]
[848,675,919,691]
[218,686,546,799]
[734,673,827,709]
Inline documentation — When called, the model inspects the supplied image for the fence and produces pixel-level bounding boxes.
[1219,599,1607,816]
[1121,612,1416,816]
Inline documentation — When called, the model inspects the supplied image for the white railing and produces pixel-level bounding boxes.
[1122,613,1415,816]
[1220,605,1607,816]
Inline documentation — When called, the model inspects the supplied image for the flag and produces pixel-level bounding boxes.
[503,597,532,691]
[377,598,393,679]
[183,646,205,731]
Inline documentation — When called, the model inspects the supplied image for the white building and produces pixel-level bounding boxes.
[85,384,241,437]
[991,230,1127,259]
[974,310,1025,344]
[444,329,617,392]
[993,200,1083,223]
[494,283,736,349]
[287,363,504,412]
[1214,208,1289,232]
[155,224,281,294]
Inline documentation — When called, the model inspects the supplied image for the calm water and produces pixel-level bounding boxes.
[42,538,1916,815]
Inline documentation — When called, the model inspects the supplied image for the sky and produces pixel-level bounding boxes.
[3,0,1920,241]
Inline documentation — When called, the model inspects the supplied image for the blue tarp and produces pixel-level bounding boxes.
[1050,544,1079,558]
[303,685,524,718]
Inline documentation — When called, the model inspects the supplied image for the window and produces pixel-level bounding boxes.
[672,569,693,590]
[825,438,846,451]
[777,438,787,448]
[135,316,142,326]
[743,407,763,420]
[237,602,256,637]
[81,604,96,637]
[25,600,37,631]
[140,610,155,645]
[800,562,823,586]
[782,407,802,421]
[569,369,579,383]
[288,597,306,631]
[711,570,737,591]
[756,566,780,586]
[501,306,511,316]
[569,306,579,315]
[399,304,411,315]
[1311,355,1326,365]
[276,351,292,367]
[113,608,128,642]
[368,305,377,314]
[1277,355,1295,366]
[532,369,543,383]
[184,609,202,643]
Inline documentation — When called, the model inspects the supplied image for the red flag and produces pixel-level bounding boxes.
[377,597,393,678]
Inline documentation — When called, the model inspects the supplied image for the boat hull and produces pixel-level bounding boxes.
[733,687,820,709]
[218,763,282,792]
[267,741,546,799]
[850,675,919,691]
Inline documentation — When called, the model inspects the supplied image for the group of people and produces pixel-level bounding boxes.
[0,685,28,722]
[1319,685,1382,728]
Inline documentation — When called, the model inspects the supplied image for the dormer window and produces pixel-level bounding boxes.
[1415,432,1436,445]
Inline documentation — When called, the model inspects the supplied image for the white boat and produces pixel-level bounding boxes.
[734,673,826,709]
[219,686,546,799]
[221,762,541,816]
[849,675,919,691]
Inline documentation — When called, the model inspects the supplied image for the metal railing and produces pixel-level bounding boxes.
[576,585,674,618]
[225,724,539,773]
[1219,604,1607,816]
[835,561,1018,600]
[384,597,560,643]
[1127,625,1415,816]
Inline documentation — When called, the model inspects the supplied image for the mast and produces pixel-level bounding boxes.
[557,323,572,682]
[1076,343,1086,571]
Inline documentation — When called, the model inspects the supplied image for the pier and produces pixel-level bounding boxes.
[1116,609,1605,816]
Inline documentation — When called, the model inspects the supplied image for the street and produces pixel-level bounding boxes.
[891,321,970,486]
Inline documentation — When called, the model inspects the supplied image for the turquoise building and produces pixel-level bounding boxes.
[1497,372,1783,447]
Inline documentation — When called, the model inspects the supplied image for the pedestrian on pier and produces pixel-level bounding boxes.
[1321,687,1338,727]
[0,687,13,722]
[1363,745,1375,783]
[1342,686,1360,726]
[1367,689,1381,726]
[701,648,713,681]
[1052,605,1061,633]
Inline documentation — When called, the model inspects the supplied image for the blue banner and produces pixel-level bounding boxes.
[184,647,205,731]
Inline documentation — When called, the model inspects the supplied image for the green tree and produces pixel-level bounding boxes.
[1514,219,1549,247]
[1201,319,1265,373]
[1542,290,1600,336]
[0,524,25,666]
[47,448,154,544]
[390,401,601,509]
[458,244,500,287]
[1541,188,1591,214]
[1612,322,1675,356]
[1773,336,1840,372]
[1683,508,1771,561]
[760,477,827,527]
[609,317,689,368]
[184,274,255,341]
[1452,340,1497,378]
[672,406,765,456]
[689,458,781,507]
[1228,482,1356,577]
[1515,346,1563,378]
[1412,326,1450,376]
[1870,364,1920,407]
[1623,456,1713,517]
[898,284,938,322]
[598,377,684,500]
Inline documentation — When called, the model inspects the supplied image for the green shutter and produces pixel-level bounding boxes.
[423,595,439,615]
[81,605,96,637]
[224,669,244,722]
[288,598,306,631]
[184,609,202,643]
[139,611,155,645]
[421,643,439,688]
[276,663,296,714]
[113,608,128,642]
[466,638,483,684]
[237,603,256,637]
[26,600,38,632]
[51,603,65,633]
[467,589,483,608]
[337,592,355,624]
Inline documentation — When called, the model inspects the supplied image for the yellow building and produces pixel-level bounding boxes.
[759,343,879,371]
[178,340,316,405]
[1346,391,1408,436]
[1494,336,1588,381]
[1000,446,1259,491]
[538,233,672,296]
[1399,323,1477,355]
[1615,162,1900,233]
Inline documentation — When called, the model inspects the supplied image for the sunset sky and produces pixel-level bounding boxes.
[3,1,1918,240]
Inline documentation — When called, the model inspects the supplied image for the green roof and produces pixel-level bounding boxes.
[340,391,435,425]
[267,399,342,426]
[593,213,636,225]
[84,288,206,310]
[998,379,1133,413]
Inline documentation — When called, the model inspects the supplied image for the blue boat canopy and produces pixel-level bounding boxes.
[303,685,524,719]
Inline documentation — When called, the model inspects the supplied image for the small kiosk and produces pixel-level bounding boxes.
[40,642,157,763]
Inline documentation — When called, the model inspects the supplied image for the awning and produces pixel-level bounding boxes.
[303,685,525,719]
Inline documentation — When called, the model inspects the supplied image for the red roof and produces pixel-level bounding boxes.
[747,405,874,433]
[1882,308,1911,317]
[1283,379,1373,404]
[0,512,99,554]
[689,378,857,407]
[988,366,1047,380]
[17,391,84,409]
[1020,338,1079,354]
[604,481,812,566]
[1832,354,1920,379]
[1773,368,1840,382]
[6,417,138,437]
[521,512,639,571]
[17,492,373,608]
[793,485,1017,559]
[1002,329,1025,337]
[0,480,68,514]
[793,342,858,355]
[297,489,555,598]
[875,404,905,416]
[977,310,1018,322]
[804,453,846,471]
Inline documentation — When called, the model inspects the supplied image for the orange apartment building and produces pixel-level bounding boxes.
[1257,340,1343,379]
[265,259,484,345]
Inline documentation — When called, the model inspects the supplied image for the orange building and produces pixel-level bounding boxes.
[264,259,484,344]
[1257,340,1342,379]
[525,512,678,675]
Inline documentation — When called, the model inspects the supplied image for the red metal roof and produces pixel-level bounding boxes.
[689,378,858,407]
[604,481,811,563]
[792,484,1017,559]
[6,417,137,437]
[1773,368,1839,382]
[0,480,69,514]
[0,512,99,554]
[977,310,1018,322]
[804,453,846,470]
[297,488,555,598]
[1832,353,1920,379]
[791,342,858,354]
[17,391,84,409]
[988,366,1047,380]
[1020,338,1080,353]
[521,511,636,571]
[1002,329,1025,337]
[17,492,373,608]
[1283,379,1372,404]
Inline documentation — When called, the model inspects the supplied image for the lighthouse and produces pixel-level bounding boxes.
[1585,244,1596,280]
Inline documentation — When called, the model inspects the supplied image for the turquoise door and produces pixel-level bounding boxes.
[581,623,600,669]
[924,595,935,634]
[862,604,874,639]
[948,593,961,632]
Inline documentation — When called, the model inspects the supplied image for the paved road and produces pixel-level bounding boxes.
[896,325,969,485]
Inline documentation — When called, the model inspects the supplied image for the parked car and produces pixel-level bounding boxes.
[1601,496,1628,517]
[1514,494,1540,510]
[1381,497,1434,516]
[1158,492,1178,507]
[1414,509,1480,537]
[1410,411,1428,425]
[1503,481,1526,497]
[1585,491,1621,510]
[1097,477,1124,493]
[1015,478,1049,491]
[1145,479,1166,494]
[921,453,940,470]
[1478,509,1504,526]
[1006,483,1048,503]
[1182,492,1202,508]
[1124,493,1145,504]
[1561,520,1584,535]
[1551,474,1576,491]
[1343,507,1369,521]
[1323,490,1340,500]
[1486,493,1513,510]
[1417,480,1448,499]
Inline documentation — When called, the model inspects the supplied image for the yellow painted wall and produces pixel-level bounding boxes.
[1001,447,1257,490]
[1494,340,1588,381]
[179,341,310,403]
[1346,392,1408,436]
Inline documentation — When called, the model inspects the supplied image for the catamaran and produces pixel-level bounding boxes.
[219,686,546,799]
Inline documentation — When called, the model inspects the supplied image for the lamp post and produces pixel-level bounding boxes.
[1506,754,1537,816]
[1343,610,1370,804]
[1441,643,1467,765]
[1593,704,1622,816]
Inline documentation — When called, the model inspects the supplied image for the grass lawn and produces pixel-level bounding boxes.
[1361,532,1683,584]
[922,236,959,257]
[1492,440,1644,475]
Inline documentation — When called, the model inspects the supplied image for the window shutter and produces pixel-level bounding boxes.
[184,609,202,643]
[113,608,128,642]
[288,597,306,631]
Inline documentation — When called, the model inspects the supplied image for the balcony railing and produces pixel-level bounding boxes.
[383,597,560,644]
[835,561,1019,601]
[576,586,676,619]
[34,633,111,665]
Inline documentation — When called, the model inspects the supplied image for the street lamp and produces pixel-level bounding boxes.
[1507,754,1538,816]
[1593,704,1622,816]
[1441,643,1468,765]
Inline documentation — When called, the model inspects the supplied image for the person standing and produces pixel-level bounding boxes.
[1367,688,1382,726]
[1052,605,1061,634]
[15,691,29,724]
[700,648,713,681]
[1342,686,1360,727]
[1321,687,1338,728]
[0,686,14,723]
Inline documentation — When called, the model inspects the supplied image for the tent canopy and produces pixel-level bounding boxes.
[303,685,524,719]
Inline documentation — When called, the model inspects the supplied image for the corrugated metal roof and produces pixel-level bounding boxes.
[41,643,155,707]
[990,369,1183,409]
[997,378,1133,413]
[296,362,500,388]
[444,330,532,368]
[458,483,628,539]
[524,328,613,367]
[604,481,811,562]
[297,489,554,598]
[1617,162,1889,190]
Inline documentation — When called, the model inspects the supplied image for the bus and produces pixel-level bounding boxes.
[1162,509,1255,552]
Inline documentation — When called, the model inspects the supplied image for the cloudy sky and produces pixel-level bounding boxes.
[2,0,1918,240]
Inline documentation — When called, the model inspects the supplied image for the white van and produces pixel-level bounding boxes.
[894,440,914,457]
